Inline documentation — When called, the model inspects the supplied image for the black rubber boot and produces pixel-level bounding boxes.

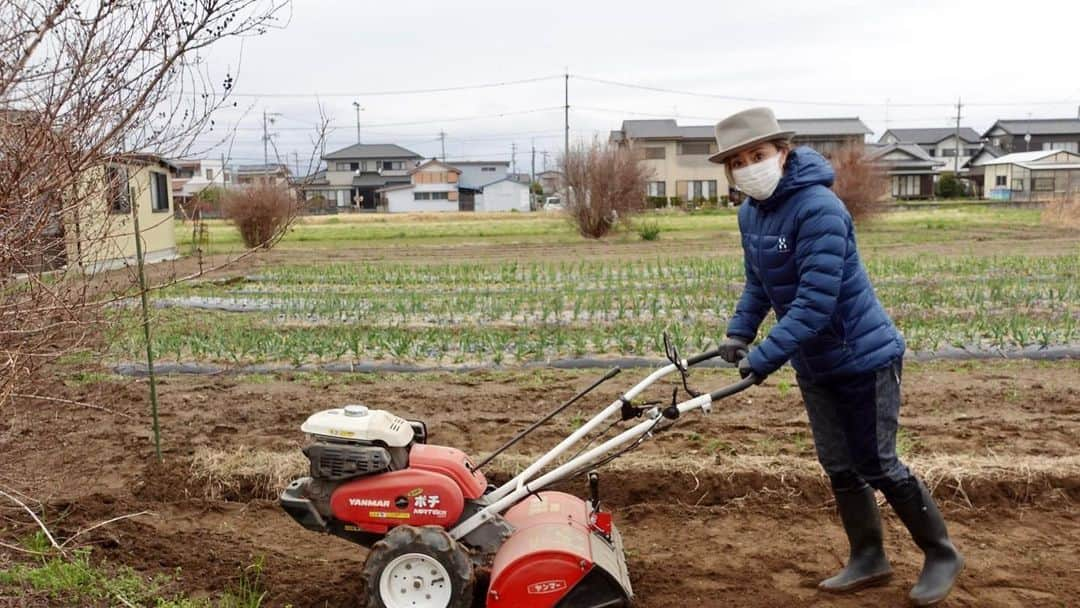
[885,478,964,606]
[819,485,893,592]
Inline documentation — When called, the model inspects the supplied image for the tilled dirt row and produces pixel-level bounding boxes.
[1,361,1078,606]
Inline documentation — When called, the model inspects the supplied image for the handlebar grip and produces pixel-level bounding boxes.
[707,375,758,401]
[686,348,723,366]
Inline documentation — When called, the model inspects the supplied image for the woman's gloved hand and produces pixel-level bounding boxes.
[717,337,749,364]
[738,357,766,385]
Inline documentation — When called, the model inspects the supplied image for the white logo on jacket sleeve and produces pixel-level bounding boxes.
[777,236,789,252]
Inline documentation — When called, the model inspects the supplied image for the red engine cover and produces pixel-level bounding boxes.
[329,468,465,534]
[409,443,487,500]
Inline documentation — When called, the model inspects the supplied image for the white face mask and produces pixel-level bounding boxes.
[732,154,784,201]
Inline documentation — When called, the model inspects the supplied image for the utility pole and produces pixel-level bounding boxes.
[511,142,517,175]
[263,109,269,167]
[530,140,536,184]
[541,151,550,172]
[953,98,962,174]
[564,71,569,167]
[293,150,300,178]
[353,101,363,143]
[439,131,447,161]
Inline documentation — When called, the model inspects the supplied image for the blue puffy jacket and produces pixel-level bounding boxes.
[726,146,905,380]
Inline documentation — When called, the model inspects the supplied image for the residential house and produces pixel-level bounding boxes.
[864,143,945,199]
[377,161,532,213]
[450,160,510,211]
[536,170,563,196]
[973,149,1080,202]
[65,154,179,272]
[171,158,229,217]
[235,163,292,188]
[475,174,531,213]
[609,117,872,203]
[878,127,984,174]
[781,117,873,157]
[379,160,461,213]
[983,118,1080,154]
[965,145,1004,196]
[301,143,423,211]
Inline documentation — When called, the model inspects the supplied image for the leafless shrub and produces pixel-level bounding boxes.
[830,143,888,222]
[0,1,298,408]
[562,141,651,238]
[224,183,298,248]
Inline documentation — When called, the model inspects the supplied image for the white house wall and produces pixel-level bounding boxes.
[479,181,530,212]
[385,188,457,213]
[457,163,508,189]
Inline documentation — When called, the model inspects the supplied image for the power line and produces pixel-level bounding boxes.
[212,75,564,98]
[572,74,1080,109]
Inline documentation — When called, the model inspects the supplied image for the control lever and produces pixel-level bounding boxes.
[588,470,600,512]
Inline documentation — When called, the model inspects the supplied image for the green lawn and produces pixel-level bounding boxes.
[176,205,1046,251]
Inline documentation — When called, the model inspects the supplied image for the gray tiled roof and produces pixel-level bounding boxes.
[985,118,1080,137]
[236,163,289,174]
[880,127,982,144]
[324,143,422,160]
[864,143,944,169]
[779,118,873,137]
[612,117,871,142]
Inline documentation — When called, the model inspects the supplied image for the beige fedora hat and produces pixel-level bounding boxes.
[707,107,794,164]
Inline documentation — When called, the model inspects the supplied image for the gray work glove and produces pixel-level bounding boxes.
[738,357,766,385]
[717,336,749,364]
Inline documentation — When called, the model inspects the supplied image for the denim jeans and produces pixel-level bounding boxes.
[797,358,913,493]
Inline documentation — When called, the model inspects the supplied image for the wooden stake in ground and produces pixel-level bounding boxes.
[131,194,162,462]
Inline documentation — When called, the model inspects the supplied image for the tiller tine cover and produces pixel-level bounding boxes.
[487,491,632,608]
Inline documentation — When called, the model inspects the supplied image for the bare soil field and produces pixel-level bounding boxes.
[3,360,1077,607]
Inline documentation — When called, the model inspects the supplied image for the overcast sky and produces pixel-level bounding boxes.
[192,0,1080,173]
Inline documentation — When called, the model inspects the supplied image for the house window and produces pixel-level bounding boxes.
[644,147,666,160]
[647,181,666,197]
[1012,179,1025,191]
[678,142,715,155]
[965,148,980,156]
[150,172,169,212]
[107,166,130,214]
[940,148,956,157]
[205,168,214,180]
[481,166,497,172]
[1043,141,1079,153]
[891,175,922,198]
[676,180,717,200]
[413,192,430,200]
[927,149,936,157]
[1034,177,1055,192]
[432,191,449,200]
[382,160,403,171]
[995,175,1007,187]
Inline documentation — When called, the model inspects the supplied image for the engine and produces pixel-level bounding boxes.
[281,404,488,546]
[300,404,425,480]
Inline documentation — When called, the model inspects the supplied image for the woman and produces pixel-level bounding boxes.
[709,108,963,606]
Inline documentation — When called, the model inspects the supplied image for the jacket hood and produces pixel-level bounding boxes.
[755,146,836,209]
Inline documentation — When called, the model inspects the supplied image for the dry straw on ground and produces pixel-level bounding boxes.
[190,446,1079,508]
[1041,196,1080,230]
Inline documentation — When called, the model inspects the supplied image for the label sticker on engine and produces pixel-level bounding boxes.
[369,511,410,520]
[527,580,568,595]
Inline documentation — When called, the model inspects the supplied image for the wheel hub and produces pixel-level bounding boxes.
[377,552,452,608]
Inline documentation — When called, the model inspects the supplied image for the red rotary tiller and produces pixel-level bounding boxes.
[281,334,756,607]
